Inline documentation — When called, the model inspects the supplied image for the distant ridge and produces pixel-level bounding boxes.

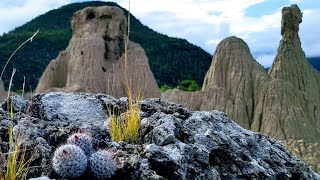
[0,1,211,90]
[265,57,320,72]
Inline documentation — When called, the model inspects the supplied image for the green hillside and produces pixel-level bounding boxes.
[0,1,212,91]
[264,57,320,72]
[308,57,320,71]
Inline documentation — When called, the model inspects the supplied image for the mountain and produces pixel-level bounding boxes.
[0,1,212,91]
[308,57,320,70]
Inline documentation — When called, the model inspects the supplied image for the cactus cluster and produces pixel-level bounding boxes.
[52,132,117,179]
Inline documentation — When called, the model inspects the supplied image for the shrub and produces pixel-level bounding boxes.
[160,84,173,92]
[177,79,201,92]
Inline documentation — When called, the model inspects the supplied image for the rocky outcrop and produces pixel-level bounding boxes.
[36,6,161,99]
[0,93,319,179]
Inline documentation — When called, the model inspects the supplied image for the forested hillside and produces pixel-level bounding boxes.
[0,1,212,91]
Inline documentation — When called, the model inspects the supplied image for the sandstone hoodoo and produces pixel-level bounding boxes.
[164,4,320,142]
[252,5,320,142]
[163,4,320,172]
[0,93,319,179]
[163,36,269,130]
[36,6,161,99]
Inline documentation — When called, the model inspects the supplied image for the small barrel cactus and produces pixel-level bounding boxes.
[52,144,87,178]
[67,132,94,156]
[89,150,116,179]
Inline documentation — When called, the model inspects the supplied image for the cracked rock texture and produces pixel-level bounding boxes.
[0,93,319,179]
[35,6,160,99]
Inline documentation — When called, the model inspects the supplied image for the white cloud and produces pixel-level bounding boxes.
[290,0,302,3]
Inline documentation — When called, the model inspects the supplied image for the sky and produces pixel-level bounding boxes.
[0,0,319,67]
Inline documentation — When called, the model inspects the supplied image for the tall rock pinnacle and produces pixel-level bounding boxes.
[200,37,269,129]
[36,6,161,98]
[269,5,320,93]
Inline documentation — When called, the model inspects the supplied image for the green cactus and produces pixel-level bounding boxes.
[52,144,87,178]
[89,150,116,179]
[67,132,94,156]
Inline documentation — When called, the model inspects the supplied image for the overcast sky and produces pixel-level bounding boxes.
[0,0,319,67]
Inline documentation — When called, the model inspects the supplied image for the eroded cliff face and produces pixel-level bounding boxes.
[36,6,161,99]
[200,37,270,129]
[163,5,320,142]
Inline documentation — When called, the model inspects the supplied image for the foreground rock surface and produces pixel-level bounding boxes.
[36,6,161,99]
[0,92,319,179]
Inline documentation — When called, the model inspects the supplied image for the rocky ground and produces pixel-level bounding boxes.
[0,92,319,180]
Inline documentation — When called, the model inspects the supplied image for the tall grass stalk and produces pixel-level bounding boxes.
[109,0,141,143]
[0,30,39,79]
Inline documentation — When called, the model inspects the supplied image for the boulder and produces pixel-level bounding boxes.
[36,6,161,99]
[0,92,319,179]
